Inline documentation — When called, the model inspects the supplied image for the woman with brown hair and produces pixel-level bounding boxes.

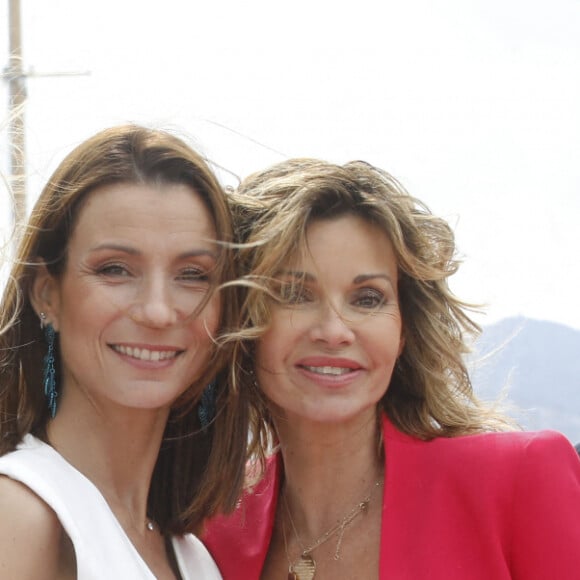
[204,158,580,579]
[0,125,247,578]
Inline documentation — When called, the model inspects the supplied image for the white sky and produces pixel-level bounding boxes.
[2,0,580,330]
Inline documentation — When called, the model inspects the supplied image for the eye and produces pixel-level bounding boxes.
[277,281,313,305]
[353,288,386,309]
[96,263,131,277]
[177,266,210,284]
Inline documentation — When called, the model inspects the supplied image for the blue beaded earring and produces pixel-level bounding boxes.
[197,381,216,431]
[40,313,58,418]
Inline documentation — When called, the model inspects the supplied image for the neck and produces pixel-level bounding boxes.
[46,397,169,535]
[275,410,384,540]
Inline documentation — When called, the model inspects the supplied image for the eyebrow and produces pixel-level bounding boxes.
[89,243,218,260]
[281,270,315,282]
[353,273,394,285]
[281,270,393,285]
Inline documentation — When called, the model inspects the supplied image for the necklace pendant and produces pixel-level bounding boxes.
[293,554,316,580]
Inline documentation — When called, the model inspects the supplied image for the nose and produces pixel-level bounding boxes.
[128,276,178,328]
[309,303,355,347]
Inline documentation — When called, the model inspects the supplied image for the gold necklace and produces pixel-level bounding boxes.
[282,480,381,580]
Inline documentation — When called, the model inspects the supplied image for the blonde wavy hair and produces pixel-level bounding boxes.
[225,158,514,464]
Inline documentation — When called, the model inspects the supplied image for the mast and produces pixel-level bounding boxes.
[6,0,27,229]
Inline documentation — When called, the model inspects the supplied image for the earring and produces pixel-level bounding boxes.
[249,367,259,389]
[40,313,58,418]
[197,381,216,431]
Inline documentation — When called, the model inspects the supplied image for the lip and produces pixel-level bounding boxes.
[295,356,364,387]
[109,343,184,366]
[296,356,363,370]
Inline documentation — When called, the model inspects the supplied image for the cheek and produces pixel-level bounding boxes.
[254,339,269,373]
[254,332,284,390]
[191,298,221,344]
[363,316,402,359]
[57,297,112,336]
[379,328,404,361]
[57,279,123,328]
[255,310,299,365]
[397,334,405,357]
[254,342,276,400]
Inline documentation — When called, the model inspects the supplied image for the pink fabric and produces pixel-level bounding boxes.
[203,415,580,579]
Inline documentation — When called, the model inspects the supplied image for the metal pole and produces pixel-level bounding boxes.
[7,0,27,229]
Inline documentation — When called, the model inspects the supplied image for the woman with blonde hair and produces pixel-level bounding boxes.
[204,158,580,579]
[0,124,248,578]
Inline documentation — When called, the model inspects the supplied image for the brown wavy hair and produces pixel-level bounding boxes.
[224,158,514,467]
[0,124,248,534]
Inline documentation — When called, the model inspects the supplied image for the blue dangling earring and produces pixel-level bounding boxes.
[197,381,216,431]
[40,313,58,418]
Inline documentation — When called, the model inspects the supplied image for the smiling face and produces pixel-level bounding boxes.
[255,214,404,429]
[33,181,221,413]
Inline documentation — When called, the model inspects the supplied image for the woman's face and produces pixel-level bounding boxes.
[37,182,221,413]
[255,214,404,428]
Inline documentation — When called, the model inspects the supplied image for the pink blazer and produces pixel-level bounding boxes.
[203,416,580,579]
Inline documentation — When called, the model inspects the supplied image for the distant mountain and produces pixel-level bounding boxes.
[469,316,580,445]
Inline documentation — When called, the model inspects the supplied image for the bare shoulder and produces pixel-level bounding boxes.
[0,475,67,579]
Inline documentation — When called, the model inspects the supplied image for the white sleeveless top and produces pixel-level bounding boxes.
[0,434,222,579]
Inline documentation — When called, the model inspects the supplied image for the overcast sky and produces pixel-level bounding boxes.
[2,0,580,331]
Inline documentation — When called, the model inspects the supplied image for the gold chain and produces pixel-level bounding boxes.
[282,479,381,576]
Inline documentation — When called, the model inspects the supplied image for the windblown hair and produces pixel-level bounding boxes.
[226,158,514,464]
[0,124,248,534]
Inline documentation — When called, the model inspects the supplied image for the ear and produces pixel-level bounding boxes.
[29,264,62,332]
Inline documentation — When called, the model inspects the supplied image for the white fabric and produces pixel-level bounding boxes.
[0,434,222,579]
